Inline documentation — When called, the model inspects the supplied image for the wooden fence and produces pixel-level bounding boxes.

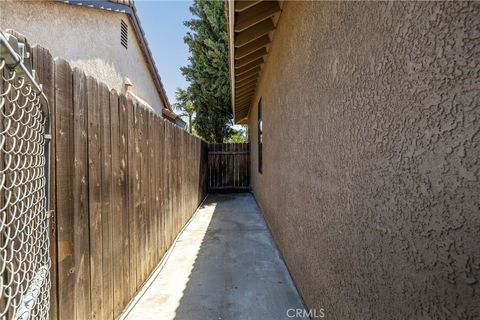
[24,35,208,320]
[208,143,249,191]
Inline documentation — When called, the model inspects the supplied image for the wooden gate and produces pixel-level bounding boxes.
[208,143,249,191]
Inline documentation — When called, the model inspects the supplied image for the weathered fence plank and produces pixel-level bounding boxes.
[87,76,104,320]
[99,82,113,320]
[72,68,91,320]
[208,143,250,191]
[134,104,144,286]
[156,120,164,256]
[31,45,59,320]
[153,115,161,260]
[147,110,155,275]
[165,123,172,246]
[110,90,125,316]
[54,58,75,320]
[117,95,131,308]
[126,98,136,299]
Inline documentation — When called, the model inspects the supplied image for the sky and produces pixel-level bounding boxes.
[135,1,193,105]
[136,1,243,132]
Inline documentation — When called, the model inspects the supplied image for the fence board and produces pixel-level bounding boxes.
[31,45,59,320]
[167,123,174,245]
[133,103,142,287]
[87,76,103,320]
[207,143,250,191]
[110,90,125,316]
[118,95,131,307]
[54,58,75,320]
[165,123,170,246]
[142,108,149,279]
[141,106,148,284]
[162,123,168,253]
[156,121,163,255]
[153,115,161,259]
[72,68,91,320]
[173,127,179,235]
[126,98,136,298]
[99,82,113,320]
[146,109,153,277]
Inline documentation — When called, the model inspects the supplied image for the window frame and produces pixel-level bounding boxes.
[258,99,263,174]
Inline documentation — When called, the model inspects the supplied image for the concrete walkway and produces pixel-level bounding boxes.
[121,193,307,320]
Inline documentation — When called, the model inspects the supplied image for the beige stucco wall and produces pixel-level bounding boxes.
[0,0,165,113]
[247,2,479,319]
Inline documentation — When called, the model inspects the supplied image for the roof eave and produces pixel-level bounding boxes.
[227,0,238,123]
[229,0,283,124]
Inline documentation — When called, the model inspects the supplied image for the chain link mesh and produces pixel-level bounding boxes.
[0,56,50,320]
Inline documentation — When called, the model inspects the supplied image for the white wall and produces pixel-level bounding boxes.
[0,1,165,113]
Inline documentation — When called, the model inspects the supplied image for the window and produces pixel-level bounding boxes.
[121,19,128,49]
[258,99,263,174]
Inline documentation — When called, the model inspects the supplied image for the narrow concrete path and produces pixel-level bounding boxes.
[121,193,307,320]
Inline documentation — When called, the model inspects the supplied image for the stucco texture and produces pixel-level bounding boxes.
[247,2,480,319]
[0,1,164,113]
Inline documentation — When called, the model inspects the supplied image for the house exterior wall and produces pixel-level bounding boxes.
[0,0,165,113]
[247,2,479,319]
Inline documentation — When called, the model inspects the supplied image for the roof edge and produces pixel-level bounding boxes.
[228,1,284,124]
[227,0,238,123]
[56,0,172,111]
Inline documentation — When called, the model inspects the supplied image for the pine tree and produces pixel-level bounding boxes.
[181,0,232,143]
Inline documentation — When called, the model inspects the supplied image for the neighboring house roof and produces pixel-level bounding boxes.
[162,108,185,126]
[175,118,187,129]
[56,0,172,111]
[162,108,187,129]
[108,0,135,7]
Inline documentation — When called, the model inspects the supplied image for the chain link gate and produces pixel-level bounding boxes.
[0,31,51,320]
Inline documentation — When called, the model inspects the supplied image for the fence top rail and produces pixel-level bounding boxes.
[208,151,248,155]
[0,30,49,118]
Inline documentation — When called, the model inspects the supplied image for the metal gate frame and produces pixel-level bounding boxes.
[0,30,51,320]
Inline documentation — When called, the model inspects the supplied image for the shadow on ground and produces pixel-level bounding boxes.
[173,193,306,320]
[123,193,307,320]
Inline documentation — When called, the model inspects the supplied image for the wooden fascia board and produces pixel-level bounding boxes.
[235,0,261,12]
[235,47,268,68]
[235,66,261,81]
[235,1,280,32]
[235,18,274,47]
[235,35,270,59]
[236,57,264,74]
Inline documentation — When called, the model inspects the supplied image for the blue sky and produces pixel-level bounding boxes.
[136,0,193,105]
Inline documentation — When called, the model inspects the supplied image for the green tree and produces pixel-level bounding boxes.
[226,127,247,143]
[173,88,195,134]
[181,0,232,143]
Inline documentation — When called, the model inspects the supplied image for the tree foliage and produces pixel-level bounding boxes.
[226,127,247,143]
[181,0,232,143]
[173,88,195,133]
